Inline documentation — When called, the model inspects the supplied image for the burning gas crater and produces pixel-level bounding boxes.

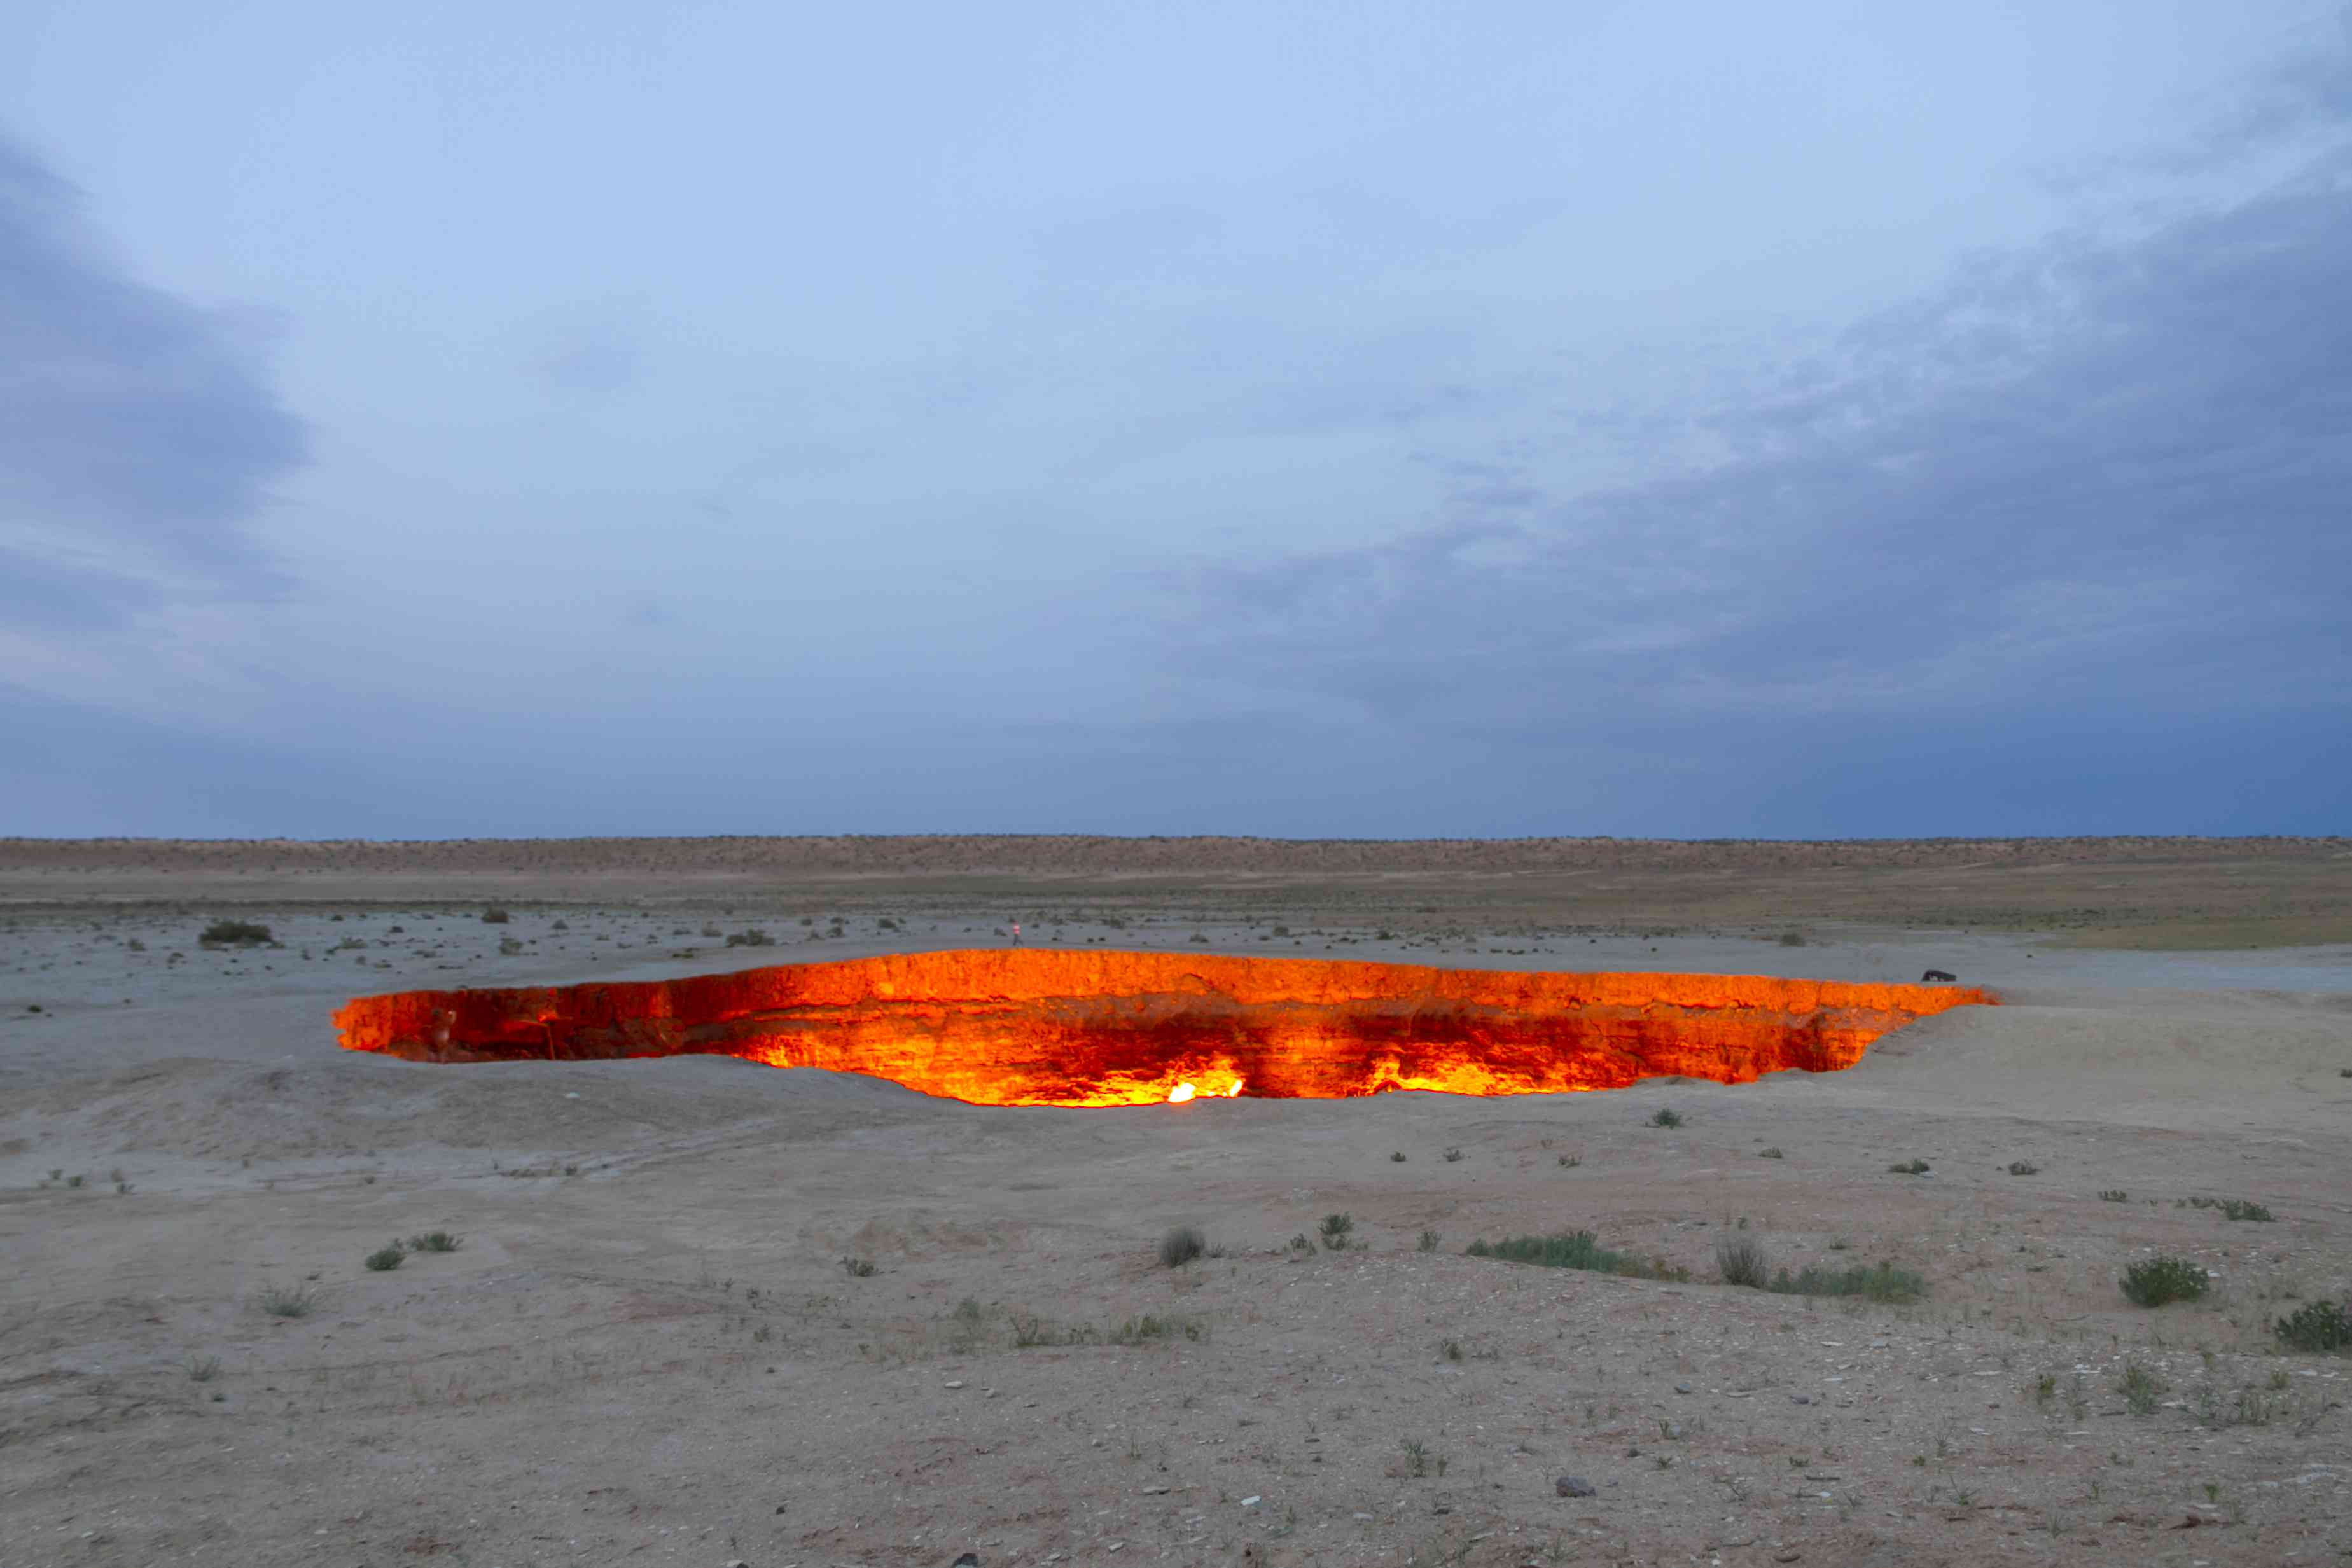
[333,950,1994,1107]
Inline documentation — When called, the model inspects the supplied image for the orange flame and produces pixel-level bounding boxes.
[1167,1077,1244,1103]
[333,948,1996,1107]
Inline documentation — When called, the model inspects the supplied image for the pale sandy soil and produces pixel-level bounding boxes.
[3,840,2349,1568]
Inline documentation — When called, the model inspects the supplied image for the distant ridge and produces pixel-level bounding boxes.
[1,833,2341,879]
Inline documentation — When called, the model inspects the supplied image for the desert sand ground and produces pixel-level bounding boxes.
[2,836,2349,1568]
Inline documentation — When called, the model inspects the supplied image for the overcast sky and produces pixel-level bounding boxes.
[4,3,2348,838]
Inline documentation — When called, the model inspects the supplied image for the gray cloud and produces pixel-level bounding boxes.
[1158,137,2352,763]
[0,132,306,623]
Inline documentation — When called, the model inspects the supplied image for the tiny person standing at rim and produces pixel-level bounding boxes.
[1011,920,1022,944]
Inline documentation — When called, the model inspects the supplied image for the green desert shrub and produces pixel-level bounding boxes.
[407,1230,463,1253]
[364,1245,405,1272]
[2273,1300,2352,1354]
[2120,1254,2209,1307]
[480,907,511,924]
[200,919,272,946]
[1647,1108,1682,1128]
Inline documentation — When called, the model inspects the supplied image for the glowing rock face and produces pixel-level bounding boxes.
[333,949,1995,1107]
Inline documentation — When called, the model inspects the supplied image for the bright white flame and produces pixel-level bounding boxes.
[1167,1082,1197,1103]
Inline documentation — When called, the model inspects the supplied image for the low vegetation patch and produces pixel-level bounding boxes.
[200,919,273,947]
[1757,1147,1783,1159]
[2008,1160,2040,1176]
[1107,1312,1206,1345]
[840,1256,878,1277]
[1767,1261,1926,1303]
[407,1230,463,1253]
[2180,1196,2274,1221]
[2098,1190,2129,1202]
[364,1244,405,1272]
[1318,1212,1355,1250]
[1465,1230,1690,1282]
[1647,1108,1683,1128]
[2120,1254,2209,1307]
[1889,1158,1931,1176]
[258,1284,316,1319]
[1010,1310,1206,1348]
[480,906,511,924]
[2119,1360,2168,1415]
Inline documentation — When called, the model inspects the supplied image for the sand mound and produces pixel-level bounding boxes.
[8,1052,945,1164]
[1832,987,2352,1130]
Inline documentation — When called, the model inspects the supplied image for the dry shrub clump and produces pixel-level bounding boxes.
[1157,1225,1205,1268]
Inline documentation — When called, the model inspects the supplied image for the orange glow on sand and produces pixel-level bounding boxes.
[333,949,1995,1107]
